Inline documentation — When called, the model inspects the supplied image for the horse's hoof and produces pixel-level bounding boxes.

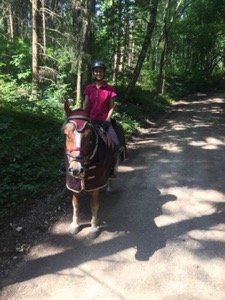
[88,228,99,239]
[70,224,80,235]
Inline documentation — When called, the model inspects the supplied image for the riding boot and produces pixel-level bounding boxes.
[109,169,116,179]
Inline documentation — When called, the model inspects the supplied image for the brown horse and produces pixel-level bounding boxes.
[62,109,127,239]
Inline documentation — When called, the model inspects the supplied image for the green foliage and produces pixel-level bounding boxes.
[0,73,70,221]
[0,74,18,101]
[0,99,65,221]
[166,70,225,97]
[114,108,139,137]
[118,86,172,120]
[0,37,31,83]
[167,0,225,96]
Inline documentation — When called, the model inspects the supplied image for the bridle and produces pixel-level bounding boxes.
[66,116,99,166]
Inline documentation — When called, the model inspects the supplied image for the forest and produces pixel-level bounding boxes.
[1,0,225,220]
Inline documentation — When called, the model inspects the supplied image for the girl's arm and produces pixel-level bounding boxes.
[106,97,116,122]
[83,95,90,113]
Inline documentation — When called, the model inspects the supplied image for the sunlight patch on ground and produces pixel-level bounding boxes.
[203,145,220,150]
[188,223,225,243]
[189,141,208,147]
[154,187,225,228]
[173,124,187,131]
[161,142,183,152]
[118,165,144,172]
[153,245,225,299]
[210,97,225,103]
[27,242,70,260]
[189,137,225,150]
[129,139,156,145]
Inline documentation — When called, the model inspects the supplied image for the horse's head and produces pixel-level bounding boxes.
[62,109,98,177]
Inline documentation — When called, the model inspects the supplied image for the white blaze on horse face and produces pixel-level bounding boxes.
[69,128,83,175]
[64,123,81,153]
[74,130,81,150]
[71,130,82,174]
[64,123,83,175]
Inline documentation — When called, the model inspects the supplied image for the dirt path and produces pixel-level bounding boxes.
[1,93,225,299]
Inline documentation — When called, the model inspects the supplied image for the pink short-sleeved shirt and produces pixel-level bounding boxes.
[84,82,117,121]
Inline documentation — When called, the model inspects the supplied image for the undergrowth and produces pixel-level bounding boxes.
[0,104,64,221]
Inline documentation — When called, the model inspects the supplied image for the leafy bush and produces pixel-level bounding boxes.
[0,78,68,221]
[0,37,31,83]
[117,86,172,122]
[0,105,64,220]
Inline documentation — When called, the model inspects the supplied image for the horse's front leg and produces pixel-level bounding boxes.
[70,192,80,234]
[89,189,100,239]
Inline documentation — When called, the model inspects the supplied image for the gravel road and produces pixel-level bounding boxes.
[1,93,225,300]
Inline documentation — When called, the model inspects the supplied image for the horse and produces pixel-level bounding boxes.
[62,109,127,239]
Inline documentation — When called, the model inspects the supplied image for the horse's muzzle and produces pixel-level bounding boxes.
[68,166,84,177]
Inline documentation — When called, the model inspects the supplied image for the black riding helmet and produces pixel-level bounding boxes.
[92,60,106,71]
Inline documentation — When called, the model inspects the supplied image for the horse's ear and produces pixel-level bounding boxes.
[64,101,72,117]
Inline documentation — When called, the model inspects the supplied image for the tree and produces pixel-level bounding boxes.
[126,0,159,98]
[67,0,95,106]
[32,0,41,93]
[169,0,225,92]
[157,0,190,94]
[1,0,225,102]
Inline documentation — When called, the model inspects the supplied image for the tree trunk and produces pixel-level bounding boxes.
[76,59,82,107]
[112,0,123,85]
[41,0,46,53]
[75,0,94,106]
[125,0,159,99]
[7,2,14,39]
[157,0,187,94]
[32,0,42,94]
[82,0,94,85]
[157,0,170,94]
